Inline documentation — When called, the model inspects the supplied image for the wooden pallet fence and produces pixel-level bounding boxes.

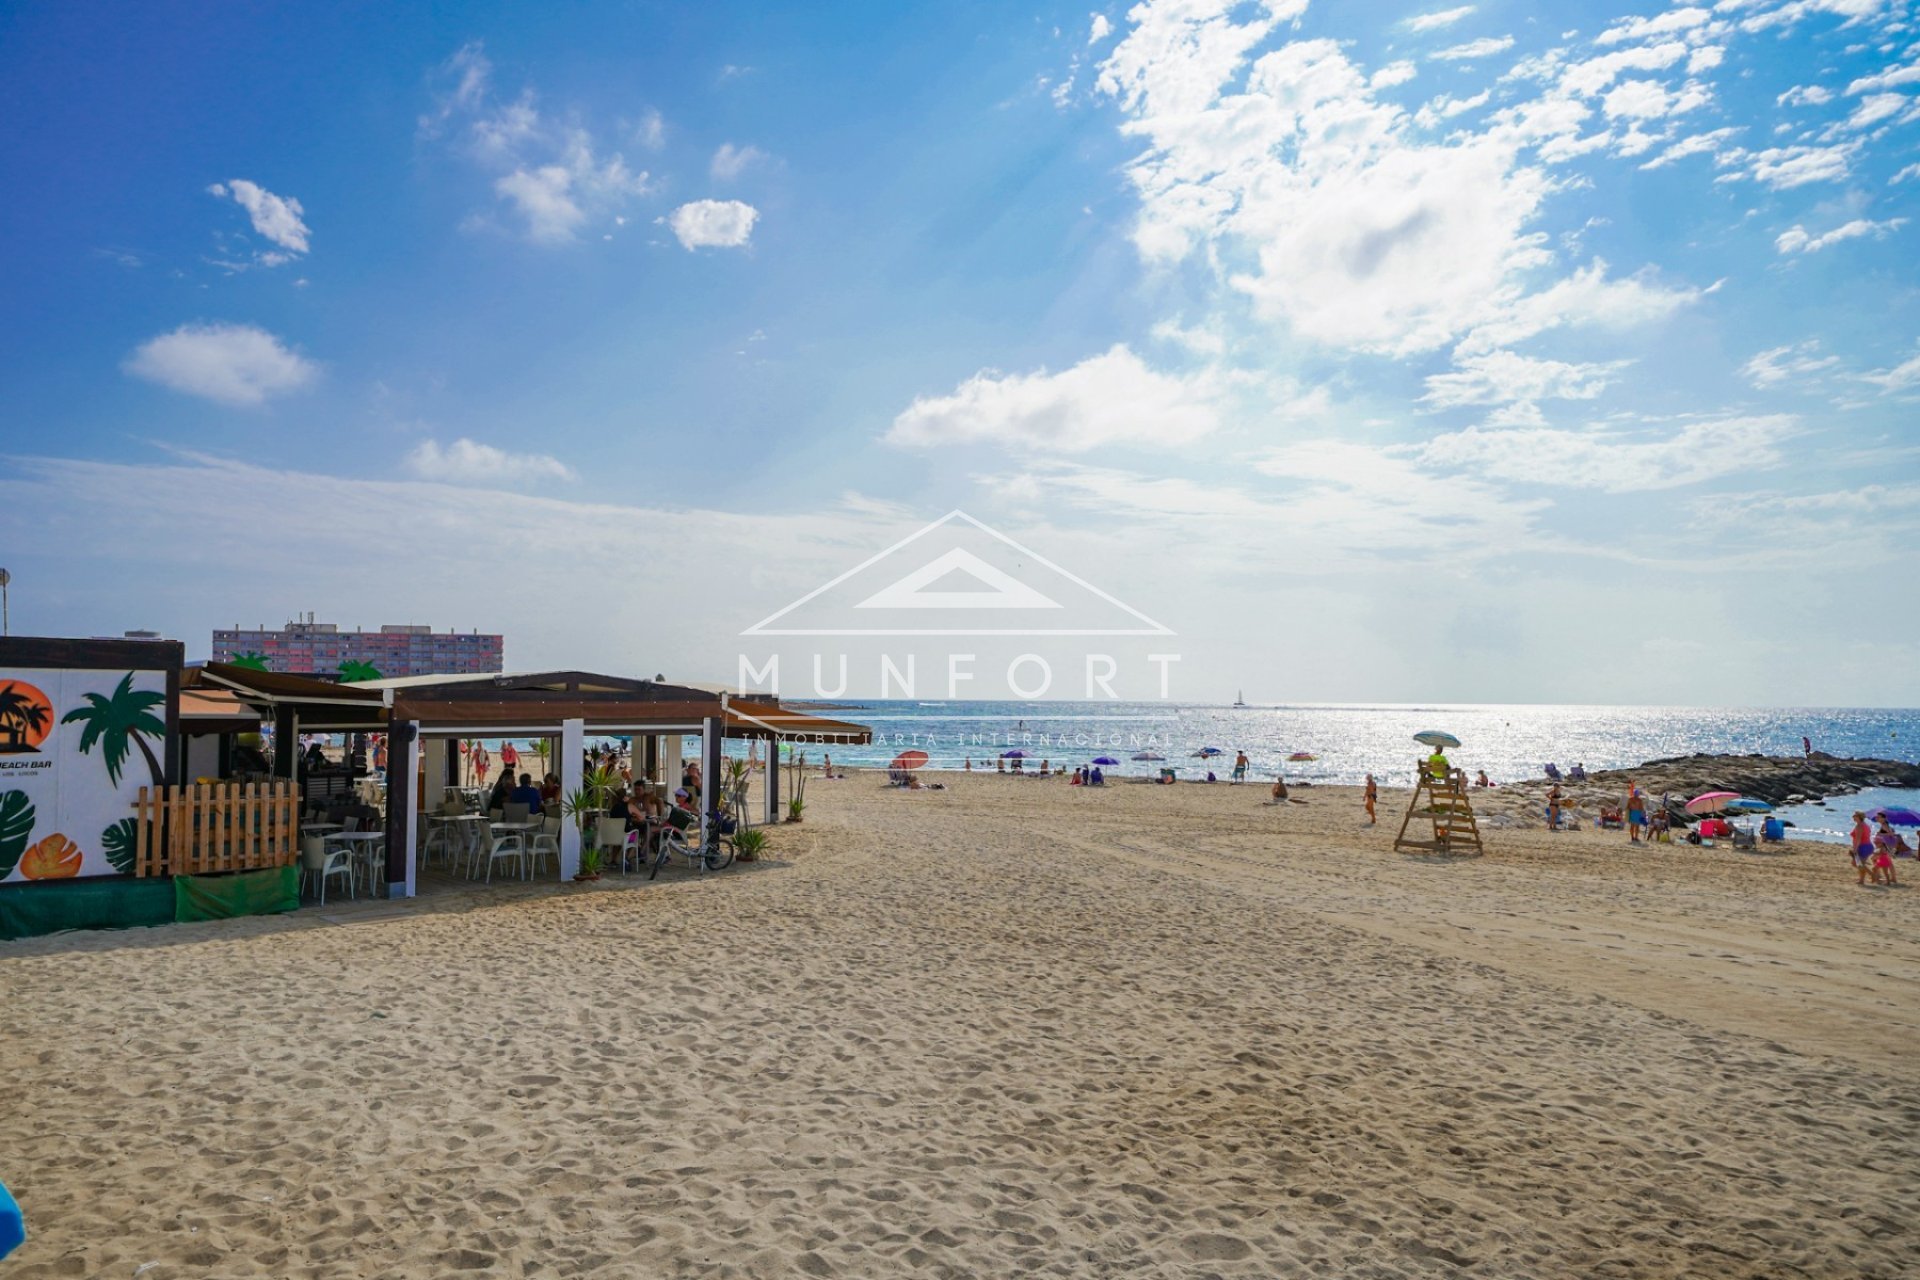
[133,781,300,877]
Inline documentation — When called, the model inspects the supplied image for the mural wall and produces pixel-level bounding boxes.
[0,668,167,881]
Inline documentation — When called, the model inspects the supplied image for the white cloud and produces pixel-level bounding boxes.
[710,143,767,181]
[1090,13,1113,44]
[1603,79,1677,118]
[1418,415,1798,491]
[886,345,1218,452]
[1777,83,1834,106]
[1774,216,1905,252]
[1844,58,1920,95]
[1739,0,1900,35]
[1432,35,1515,60]
[422,42,654,243]
[1742,341,1840,386]
[1556,40,1690,96]
[1844,91,1910,129]
[1639,126,1741,169]
[1422,350,1626,408]
[1893,162,1920,183]
[1405,6,1476,33]
[1596,7,1714,46]
[633,107,667,150]
[1863,344,1920,393]
[1371,59,1419,88]
[403,438,576,485]
[122,323,318,407]
[668,199,759,250]
[1456,260,1701,354]
[206,179,311,255]
[1722,143,1854,188]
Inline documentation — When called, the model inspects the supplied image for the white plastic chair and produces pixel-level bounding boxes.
[301,835,354,904]
[503,801,531,825]
[485,831,527,883]
[594,816,638,875]
[529,816,563,878]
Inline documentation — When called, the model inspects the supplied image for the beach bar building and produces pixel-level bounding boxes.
[1,635,867,938]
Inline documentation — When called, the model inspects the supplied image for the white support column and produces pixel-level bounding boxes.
[559,718,584,880]
[422,737,448,808]
[663,733,683,794]
[395,722,422,899]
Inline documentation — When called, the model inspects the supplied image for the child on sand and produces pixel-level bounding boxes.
[1364,774,1377,825]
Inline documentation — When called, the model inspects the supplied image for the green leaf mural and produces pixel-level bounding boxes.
[231,653,270,671]
[100,817,139,875]
[61,672,167,789]
[0,790,36,880]
[337,660,382,683]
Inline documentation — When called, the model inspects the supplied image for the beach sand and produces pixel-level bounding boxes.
[3,772,1916,1278]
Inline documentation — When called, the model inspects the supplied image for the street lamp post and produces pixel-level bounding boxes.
[0,567,9,636]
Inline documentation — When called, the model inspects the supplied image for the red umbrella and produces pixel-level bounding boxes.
[890,749,929,771]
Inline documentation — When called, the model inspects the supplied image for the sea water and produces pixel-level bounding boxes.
[774,700,1920,793]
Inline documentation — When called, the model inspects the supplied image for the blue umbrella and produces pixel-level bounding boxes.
[1092,756,1120,766]
[1871,806,1920,826]
[1000,750,1026,759]
[1725,798,1773,814]
[1413,730,1461,749]
[1192,746,1223,758]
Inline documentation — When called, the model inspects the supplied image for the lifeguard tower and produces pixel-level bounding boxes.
[1394,766,1483,855]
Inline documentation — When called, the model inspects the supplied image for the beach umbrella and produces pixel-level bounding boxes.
[1092,756,1120,766]
[1413,730,1461,749]
[1288,751,1316,762]
[890,749,929,771]
[1192,746,1224,758]
[1685,791,1744,815]
[1870,806,1920,826]
[1724,797,1773,814]
[1131,751,1166,761]
[1000,749,1026,759]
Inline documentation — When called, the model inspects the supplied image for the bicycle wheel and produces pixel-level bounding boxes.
[649,832,682,880]
[703,835,736,872]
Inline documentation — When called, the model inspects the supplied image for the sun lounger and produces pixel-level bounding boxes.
[1543,763,1563,781]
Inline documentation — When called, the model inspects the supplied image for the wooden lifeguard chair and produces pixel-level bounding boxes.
[1394,767,1483,856]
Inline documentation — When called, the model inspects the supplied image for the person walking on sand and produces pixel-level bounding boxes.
[1626,780,1646,844]
[1872,819,1899,886]
[1233,750,1249,784]
[1364,774,1377,825]
[1851,811,1875,886]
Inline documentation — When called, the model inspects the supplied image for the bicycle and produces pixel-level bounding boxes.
[648,808,737,878]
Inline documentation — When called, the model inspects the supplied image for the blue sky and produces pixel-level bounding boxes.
[2,0,1917,704]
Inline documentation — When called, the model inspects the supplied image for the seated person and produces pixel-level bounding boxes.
[509,772,544,815]
[1475,770,1492,788]
[486,769,516,812]
[1070,767,1084,786]
[1569,763,1587,782]
[1426,749,1451,780]
[1598,805,1623,828]
[539,773,562,805]
[1270,776,1289,803]
[1089,766,1105,786]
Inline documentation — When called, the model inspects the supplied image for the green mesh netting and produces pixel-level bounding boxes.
[172,866,299,923]
[0,878,175,941]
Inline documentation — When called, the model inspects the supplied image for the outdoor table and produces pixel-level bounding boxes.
[301,821,343,834]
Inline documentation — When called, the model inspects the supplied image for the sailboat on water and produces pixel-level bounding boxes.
[1232,688,1249,708]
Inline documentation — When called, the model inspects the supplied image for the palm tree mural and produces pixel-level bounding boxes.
[231,652,270,671]
[337,660,382,683]
[0,683,51,753]
[60,672,167,788]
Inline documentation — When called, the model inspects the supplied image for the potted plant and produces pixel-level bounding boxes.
[561,762,622,877]
[732,827,768,862]
[575,843,604,881]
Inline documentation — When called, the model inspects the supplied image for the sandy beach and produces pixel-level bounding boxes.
[3,771,1917,1278]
